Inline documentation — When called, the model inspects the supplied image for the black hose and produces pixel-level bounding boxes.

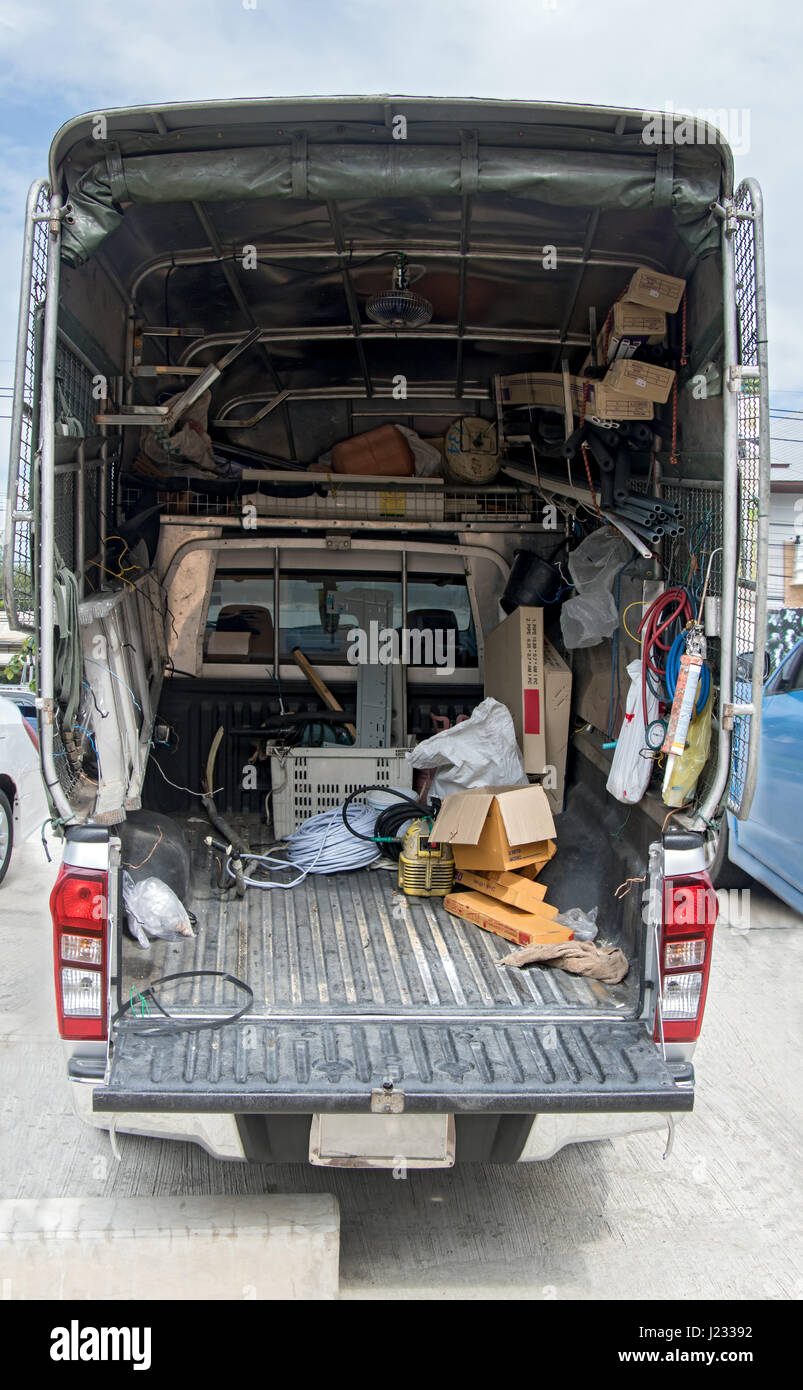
[341,785,431,858]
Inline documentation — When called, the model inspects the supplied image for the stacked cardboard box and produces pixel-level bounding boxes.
[431,786,573,947]
[598,302,667,364]
[497,370,655,421]
[597,266,686,409]
[498,269,685,424]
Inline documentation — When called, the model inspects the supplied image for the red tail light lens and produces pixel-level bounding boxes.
[652,872,716,1039]
[655,873,717,1043]
[50,866,108,1040]
[22,716,39,752]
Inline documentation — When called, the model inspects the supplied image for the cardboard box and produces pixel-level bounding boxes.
[453,867,551,911]
[331,424,414,476]
[573,640,613,731]
[497,371,654,422]
[578,380,656,421]
[498,372,569,410]
[597,304,667,365]
[488,855,553,880]
[624,267,686,315]
[610,301,668,340]
[542,639,572,814]
[444,890,574,948]
[604,358,676,404]
[429,784,556,872]
[484,607,546,774]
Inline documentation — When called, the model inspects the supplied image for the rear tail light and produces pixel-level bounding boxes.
[50,865,108,1040]
[655,873,717,1043]
[22,716,39,752]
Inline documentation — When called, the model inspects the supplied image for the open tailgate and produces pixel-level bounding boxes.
[93,1017,693,1114]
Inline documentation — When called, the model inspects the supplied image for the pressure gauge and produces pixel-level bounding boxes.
[645,719,667,751]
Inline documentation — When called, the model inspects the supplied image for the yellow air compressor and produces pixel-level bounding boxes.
[398,819,455,897]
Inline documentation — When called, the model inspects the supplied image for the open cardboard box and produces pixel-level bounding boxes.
[429,784,556,872]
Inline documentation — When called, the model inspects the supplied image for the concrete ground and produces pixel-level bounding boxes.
[1,830,801,1300]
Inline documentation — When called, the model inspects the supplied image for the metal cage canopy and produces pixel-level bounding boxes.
[51,96,731,268]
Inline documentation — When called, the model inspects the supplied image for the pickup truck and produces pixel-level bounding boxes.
[4,96,769,1168]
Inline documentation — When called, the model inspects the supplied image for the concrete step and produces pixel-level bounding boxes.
[0,1195,340,1300]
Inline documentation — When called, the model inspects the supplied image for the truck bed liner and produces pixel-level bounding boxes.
[120,820,638,1021]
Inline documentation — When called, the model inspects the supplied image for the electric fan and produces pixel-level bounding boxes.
[365,253,433,329]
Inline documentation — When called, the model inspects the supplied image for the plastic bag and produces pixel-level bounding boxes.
[405,696,528,798]
[663,686,714,806]
[606,659,659,804]
[396,426,442,477]
[553,906,599,942]
[561,528,632,649]
[567,529,631,593]
[560,589,620,648]
[123,871,195,949]
[141,389,216,476]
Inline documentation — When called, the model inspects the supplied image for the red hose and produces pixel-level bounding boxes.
[637,588,693,726]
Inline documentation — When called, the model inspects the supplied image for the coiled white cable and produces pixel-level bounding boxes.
[212,802,381,891]
[287,804,381,873]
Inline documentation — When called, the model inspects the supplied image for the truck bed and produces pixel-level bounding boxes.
[101,770,695,1117]
[120,766,646,1025]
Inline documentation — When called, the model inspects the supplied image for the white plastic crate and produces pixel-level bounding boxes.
[267,747,413,837]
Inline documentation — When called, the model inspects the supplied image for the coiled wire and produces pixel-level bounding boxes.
[209,802,381,891]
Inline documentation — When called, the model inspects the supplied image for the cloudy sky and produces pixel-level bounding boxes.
[1,0,801,471]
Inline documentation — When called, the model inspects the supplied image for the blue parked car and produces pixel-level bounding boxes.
[711,638,803,913]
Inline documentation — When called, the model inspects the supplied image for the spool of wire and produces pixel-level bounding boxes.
[286,804,382,872]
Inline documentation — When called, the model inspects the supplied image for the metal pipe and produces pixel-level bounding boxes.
[326,201,373,398]
[38,192,76,824]
[551,208,600,371]
[177,325,589,365]
[695,206,742,829]
[75,440,86,601]
[4,178,49,624]
[128,244,654,302]
[214,384,491,419]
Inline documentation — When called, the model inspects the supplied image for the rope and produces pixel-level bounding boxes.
[581,441,603,520]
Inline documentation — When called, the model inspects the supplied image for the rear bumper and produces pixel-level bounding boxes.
[70,1078,682,1164]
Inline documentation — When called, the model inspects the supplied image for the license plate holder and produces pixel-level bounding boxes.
[309,1113,455,1169]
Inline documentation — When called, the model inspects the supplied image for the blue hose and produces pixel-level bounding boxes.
[665,632,711,714]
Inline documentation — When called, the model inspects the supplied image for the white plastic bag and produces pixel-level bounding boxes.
[567,529,631,592]
[560,589,620,648]
[123,872,195,949]
[405,697,528,798]
[396,426,442,477]
[561,528,632,650]
[606,660,659,804]
[554,906,599,941]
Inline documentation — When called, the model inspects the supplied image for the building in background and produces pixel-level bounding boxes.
[767,411,803,665]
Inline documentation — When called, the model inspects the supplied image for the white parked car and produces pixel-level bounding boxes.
[0,688,48,883]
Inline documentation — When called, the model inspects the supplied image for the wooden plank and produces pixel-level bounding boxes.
[292,648,357,740]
